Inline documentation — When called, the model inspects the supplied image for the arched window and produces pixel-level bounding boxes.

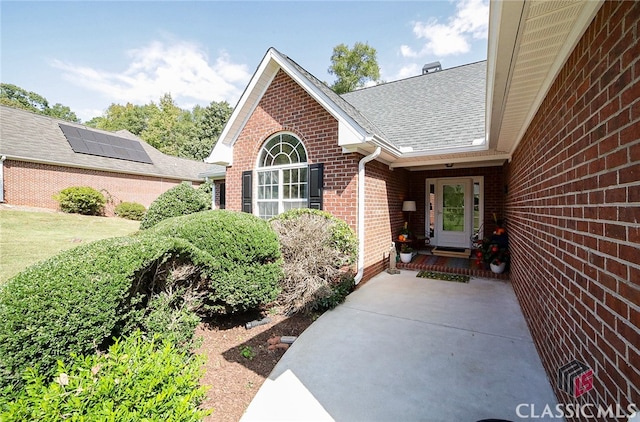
[256,133,309,219]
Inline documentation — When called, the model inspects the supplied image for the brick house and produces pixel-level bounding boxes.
[207,0,638,416]
[0,105,225,215]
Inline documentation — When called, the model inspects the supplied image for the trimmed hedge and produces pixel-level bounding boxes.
[0,235,210,390]
[53,186,106,215]
[0,209,282,392]
[1,331,210,421]
[140,182,210,230]
[115,201,146,220]
[147,210,283,313]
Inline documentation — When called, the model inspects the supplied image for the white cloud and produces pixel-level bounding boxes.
[51,39,251,112]
[395,64,422,80]
[401,0,489,58]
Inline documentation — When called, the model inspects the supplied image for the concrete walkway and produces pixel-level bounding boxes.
[241,271,559,422]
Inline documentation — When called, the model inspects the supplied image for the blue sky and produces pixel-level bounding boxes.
[1,0,489,122]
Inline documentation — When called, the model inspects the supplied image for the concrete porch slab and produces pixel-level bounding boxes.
[241,271,558,422]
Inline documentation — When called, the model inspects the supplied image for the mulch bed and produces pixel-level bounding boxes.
[194,309,315,422]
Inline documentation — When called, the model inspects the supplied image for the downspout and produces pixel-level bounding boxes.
[354,147,381,285]
[0,155,6,203]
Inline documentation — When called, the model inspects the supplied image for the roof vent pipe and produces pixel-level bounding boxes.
[422,61,442,74]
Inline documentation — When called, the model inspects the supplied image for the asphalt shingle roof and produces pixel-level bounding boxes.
[276,50,387,140]
[342,61,487,151]
[0,105,223,180]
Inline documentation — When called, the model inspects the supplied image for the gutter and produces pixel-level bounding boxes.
[354,146,381,285]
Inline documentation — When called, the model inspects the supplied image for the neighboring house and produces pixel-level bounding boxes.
[208,0,638,414]
[0,105,226,215]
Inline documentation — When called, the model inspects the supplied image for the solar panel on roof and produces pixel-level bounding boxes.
[58,123,153,164]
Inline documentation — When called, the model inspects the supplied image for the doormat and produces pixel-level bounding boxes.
[410,254,471,269]
[417,270,470,283]
[432,246,471,258]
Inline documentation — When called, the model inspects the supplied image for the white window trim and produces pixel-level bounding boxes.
[255,132,309,219]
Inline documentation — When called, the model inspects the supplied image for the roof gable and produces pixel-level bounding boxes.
[206,48,389,166]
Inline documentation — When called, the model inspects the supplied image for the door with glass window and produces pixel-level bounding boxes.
[435,178,473,248]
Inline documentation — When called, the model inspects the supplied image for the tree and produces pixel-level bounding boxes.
[86,102,154,135]
[328,42,380,94]
[180,101,233,161]
[47,103,80,123]
[1,83,80,123]
[140,93,193,156]
[0,83,49,113]
[84,96,233,161]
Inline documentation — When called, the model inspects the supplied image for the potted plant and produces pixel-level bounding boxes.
[400,243,414,263]
[398,222,411,242]
[473,218,509,273]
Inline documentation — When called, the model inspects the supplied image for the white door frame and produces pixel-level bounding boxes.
[426,177,478,249]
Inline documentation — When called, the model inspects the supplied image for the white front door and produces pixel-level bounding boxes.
[434,178,473,248]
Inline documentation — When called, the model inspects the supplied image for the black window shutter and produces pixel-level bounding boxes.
[219,183,226,210]
[241,171,252,213]
[308,163,324,210]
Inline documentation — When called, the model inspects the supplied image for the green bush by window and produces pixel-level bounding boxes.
[270,208,358,314]
[147,210,283,313]
[0,235,209,390]
[140,182,210,230]
[1,331,210,421]
[53,186,106,215]
[114,201,146,220]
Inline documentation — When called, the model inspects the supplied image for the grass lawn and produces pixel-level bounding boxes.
[0,209,140,283]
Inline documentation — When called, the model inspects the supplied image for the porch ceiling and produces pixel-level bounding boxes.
[487,0,603,155]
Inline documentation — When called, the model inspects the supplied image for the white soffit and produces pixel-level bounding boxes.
[492,0,603,154]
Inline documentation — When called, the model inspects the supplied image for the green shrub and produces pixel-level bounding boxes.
[0,235,210,390]
[270,208,358,314]
[147,210,283,313]
[115,201,146,220]
[1,331,210,421]
[140,288,202,348]
[312,274,356,312]
[53,186,106,215]
[197,180,213,195]
[140,182,210,230]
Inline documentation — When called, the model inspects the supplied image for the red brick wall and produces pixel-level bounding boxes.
[226,69,410,281]
[226,70,359,229]
[3,160,195,216]
[505,1,639,416]
[363,160,410,279]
